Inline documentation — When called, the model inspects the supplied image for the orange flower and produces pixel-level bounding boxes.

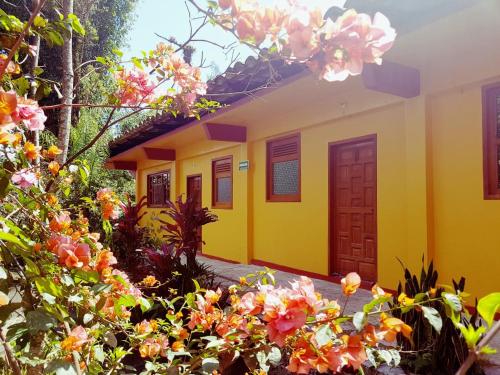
[45,145,62,159]
[139,338,161,358]
[33,243,42,252]
[380,313,413,342]
[172,341,184,352]
[49,212,71,233]
[48,161,60,176]
[135,320,158,335]
[141,275,158,287]
[341,272,361,296]
[46,193,58,206]
[61,326,88,352]
[23,141,39,161]
[0,132,16,145]
[0,90,17,125]
[95,250,117,273]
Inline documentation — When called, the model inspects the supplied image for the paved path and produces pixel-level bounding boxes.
[199,256,500,374]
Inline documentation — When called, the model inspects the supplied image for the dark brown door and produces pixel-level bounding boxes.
[187,175,202,251]
[330,137,377,281]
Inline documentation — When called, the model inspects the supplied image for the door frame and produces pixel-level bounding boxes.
[328,134,378,278]
[186,174,203,252]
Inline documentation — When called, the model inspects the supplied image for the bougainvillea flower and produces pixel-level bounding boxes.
[12,98,47,131]
[48,161,60,176]
[23,141,39,161]
[61,326,89,352]
[371,283,392,299]
[379,313,413,342]
[0,131,17,145]
[341,272,361,296]
[237,292,263,315]
[95,250,118,273]
[45,145,62,159]
[139,338,161,358]
[342,334,367,370]
[135,320,158,335]
[11,168,37,188]
[49,212,71,233]
[0,90,17,127]
[114,68,157,106]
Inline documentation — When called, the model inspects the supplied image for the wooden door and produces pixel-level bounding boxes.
[187,175,202,251]
[330,137,377,281]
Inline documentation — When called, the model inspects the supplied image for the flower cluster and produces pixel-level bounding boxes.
[96,188,122,220]
[114,68,157,106]
[215,0,396,82]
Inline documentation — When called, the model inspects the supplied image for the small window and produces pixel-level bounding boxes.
[147,170,170,207]
[212,156,233,209]
[483,84,500,199]
[266,134,301,202]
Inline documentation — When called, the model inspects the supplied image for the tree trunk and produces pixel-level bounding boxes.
[57,0,74,163]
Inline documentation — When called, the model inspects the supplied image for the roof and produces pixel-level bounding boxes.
[109,0,482,158]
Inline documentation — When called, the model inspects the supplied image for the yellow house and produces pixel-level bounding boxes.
[107,0,500,302]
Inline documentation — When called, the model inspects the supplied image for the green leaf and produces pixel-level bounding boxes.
[443,293,462,312]
[389,349,401,367]
[422,306,442,333]
[205,339,226,349]
[41,293,56,304]
[315,324,333,346]
[479,345,497,355]
[477,292,500,327]
[0,231,28,250]
[24,258,40,276]
[33,15,47,28]
[72,269,99,283]
[363,296,391,313]
[0,303,21,322]
[45,360,78,375]
[378,350,392,365]
[353,311,367,331]
[26,310,57,333]
[34,277,62,297]
[83,313,94,324]
[459,324,486,348]
[201,358,219,374]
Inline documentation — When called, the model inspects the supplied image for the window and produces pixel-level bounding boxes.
[212,156,233,208]
[483,84,500,199]
[266,134,301,202]
[147,170,170,207]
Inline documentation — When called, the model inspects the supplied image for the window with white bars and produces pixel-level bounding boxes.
[483,84,500,199]
[147,171,170,207]
[266,134,301,202]
[212,156,233,208]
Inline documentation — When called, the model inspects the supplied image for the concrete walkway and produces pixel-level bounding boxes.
[198,255,500,374]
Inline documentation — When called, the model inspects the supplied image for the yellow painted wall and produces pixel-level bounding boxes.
[429,84,500,302]
[250,104,409,289]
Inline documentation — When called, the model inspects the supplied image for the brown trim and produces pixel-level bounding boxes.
[328,134,378,279]
[204,123,247,142]
[251,259,379,292]
[266,133,301,202]
[143,147,176,161]
[147,170,171,208]
[482,83,500,199]
[112,161,137,170]
[211,156,233,209]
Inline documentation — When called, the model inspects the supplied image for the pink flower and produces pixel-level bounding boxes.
[114,68,157,106]
[12,99,47,131]
[11,169,37,188]
[61,326,89,352]
[266,302,307,346]
[341,272,361,296]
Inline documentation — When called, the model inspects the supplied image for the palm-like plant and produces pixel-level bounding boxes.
[158,195,218,268]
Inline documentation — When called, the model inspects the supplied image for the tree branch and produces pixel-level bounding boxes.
[0,0,47,80]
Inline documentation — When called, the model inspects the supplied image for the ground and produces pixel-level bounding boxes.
[199,255,500,375]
